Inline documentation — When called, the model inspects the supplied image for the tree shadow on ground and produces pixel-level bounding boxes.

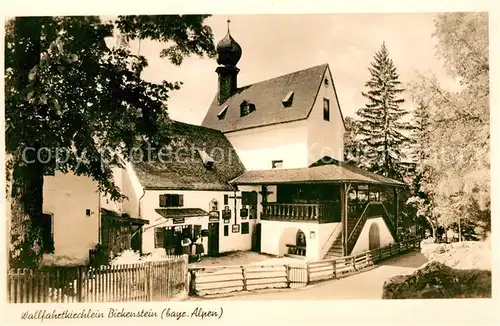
[378,251,429,268]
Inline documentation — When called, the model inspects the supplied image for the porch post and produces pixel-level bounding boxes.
[393,188,399,239]
[340,183,348,255]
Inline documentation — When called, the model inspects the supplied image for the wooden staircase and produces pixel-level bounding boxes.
[324,234,343,259]
[324,211,368,259]
[323,202,398,260]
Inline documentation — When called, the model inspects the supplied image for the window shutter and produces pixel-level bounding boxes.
[250,191,258,205]
[242,192,249,206]
[159,195,167,207]
[178,194,184,207]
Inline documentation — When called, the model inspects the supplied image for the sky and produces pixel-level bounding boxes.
[115,13,458,125]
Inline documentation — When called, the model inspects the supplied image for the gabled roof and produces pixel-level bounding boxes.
[131,121,246,191]
[201,63,329,133]
[231,157,406,187]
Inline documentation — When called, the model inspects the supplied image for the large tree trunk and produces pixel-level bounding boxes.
[10,157,45,268]
[9,17,44,269]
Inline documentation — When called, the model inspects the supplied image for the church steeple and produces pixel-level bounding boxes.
[216,19,242,105]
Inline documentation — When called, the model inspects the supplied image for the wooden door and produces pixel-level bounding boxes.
[252,223,261,252]
[208,223,219,256]
[368,223,380,250]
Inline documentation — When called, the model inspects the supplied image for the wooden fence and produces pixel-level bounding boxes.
[189,237,421,296]
[188,263,307,296]
[8,255,188,303]
[307,237,420,283]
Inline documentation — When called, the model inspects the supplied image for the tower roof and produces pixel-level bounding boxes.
[216,20,242,67]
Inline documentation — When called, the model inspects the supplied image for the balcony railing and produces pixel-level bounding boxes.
[262,202,339,222]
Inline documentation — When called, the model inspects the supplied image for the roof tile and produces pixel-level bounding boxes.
[201,64,328,133]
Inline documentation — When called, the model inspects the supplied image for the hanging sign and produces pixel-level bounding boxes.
[209,211,220,221]
[222,206,232,220]
[172,218,185,225]
[240,207,248,218]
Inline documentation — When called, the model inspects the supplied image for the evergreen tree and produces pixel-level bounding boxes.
[5,15,216,268]
[355,42,412,180]
[411,102,431,165]
[406,102,436,238]
[343,116,361,164]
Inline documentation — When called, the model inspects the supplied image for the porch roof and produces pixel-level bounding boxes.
[101,208,149,225]
[231,158,406,187]
[155,208,209,219]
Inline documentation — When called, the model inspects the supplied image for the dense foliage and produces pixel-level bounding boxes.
[5,15,216,268]
[408,12,490,239]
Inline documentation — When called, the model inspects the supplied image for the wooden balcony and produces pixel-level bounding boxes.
[262,202,339,222]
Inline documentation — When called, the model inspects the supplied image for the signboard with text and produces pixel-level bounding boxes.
[208,211,220,221]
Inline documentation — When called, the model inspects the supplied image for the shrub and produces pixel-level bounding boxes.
[89,243,109,268]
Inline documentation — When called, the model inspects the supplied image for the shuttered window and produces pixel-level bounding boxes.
[159,194,184,207]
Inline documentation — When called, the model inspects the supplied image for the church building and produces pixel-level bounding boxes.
[36,22,407,266]
[199,24,406,260]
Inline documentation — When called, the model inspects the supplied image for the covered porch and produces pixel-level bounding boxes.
[99,208,150,255]
[231,157,407,259]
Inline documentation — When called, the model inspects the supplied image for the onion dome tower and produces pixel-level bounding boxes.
[216,20,242,105]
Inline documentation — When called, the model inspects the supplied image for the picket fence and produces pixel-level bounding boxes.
[189,237,421,296]
[8,255,188,303]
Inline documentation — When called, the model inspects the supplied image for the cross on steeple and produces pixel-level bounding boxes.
[227,19,231,32]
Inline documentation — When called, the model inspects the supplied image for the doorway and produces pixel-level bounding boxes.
[368,223,380,250]
[252,223,261,252]
[208,223,219,256]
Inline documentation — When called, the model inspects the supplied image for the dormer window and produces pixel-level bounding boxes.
[240,100,256,117]
[197,149,214,169]
[217,105,228,120]
[282,91,294,108]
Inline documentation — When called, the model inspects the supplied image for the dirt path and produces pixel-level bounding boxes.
[192,251,428,300]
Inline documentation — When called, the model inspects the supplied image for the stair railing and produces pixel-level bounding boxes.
[347,202,370,238]
[345,202,375,255]
[321,223,342,259]
[379,203,398,241]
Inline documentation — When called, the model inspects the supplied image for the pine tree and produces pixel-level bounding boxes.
[406,101,436,238]
[355,42,412,180]
[343,116,361,164]
[411,102,431,165]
